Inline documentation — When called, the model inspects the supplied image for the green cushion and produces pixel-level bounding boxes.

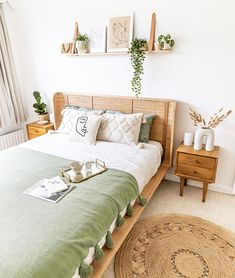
[105,110,122,114]
[138,115,155,143]
[65,105,105,114]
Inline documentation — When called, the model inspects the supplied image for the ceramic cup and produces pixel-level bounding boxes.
[71,161,83,174]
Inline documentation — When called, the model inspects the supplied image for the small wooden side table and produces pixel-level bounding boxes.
[26,122,54,140]
[175,144,220,202]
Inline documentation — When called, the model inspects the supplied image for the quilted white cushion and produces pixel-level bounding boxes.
[70,114,102,145]
[97,113,143,145]
[58,109,99,134]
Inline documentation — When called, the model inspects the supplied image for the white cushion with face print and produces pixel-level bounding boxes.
[70,114,102,145]
[97,113,143,145]
[58,108,102,134]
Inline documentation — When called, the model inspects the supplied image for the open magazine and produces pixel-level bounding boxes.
[23,177,74,203]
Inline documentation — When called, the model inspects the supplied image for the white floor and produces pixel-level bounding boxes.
[102,180,235,277]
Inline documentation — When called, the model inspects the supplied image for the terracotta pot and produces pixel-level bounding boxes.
[161,43,172,50]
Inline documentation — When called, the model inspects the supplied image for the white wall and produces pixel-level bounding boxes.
[4,0,235,193]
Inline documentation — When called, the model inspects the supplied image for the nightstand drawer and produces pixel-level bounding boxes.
[27,126,46,136]
[176,164,214,181]
[178,153,215,170]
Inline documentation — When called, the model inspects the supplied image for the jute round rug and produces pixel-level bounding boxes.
[114,214,235,278]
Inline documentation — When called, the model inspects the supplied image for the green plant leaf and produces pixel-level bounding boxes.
[33,91,40,100]
[158,35,164,43]
[170,39,175,47]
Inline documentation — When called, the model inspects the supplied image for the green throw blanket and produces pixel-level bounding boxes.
[0,147,145,278]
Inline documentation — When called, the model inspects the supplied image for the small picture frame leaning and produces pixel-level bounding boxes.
[107,14,134,52]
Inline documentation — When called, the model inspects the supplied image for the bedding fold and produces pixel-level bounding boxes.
[0,147,139,278]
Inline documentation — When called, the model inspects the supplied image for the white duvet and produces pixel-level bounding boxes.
[22,133,163,192]
[21,133,163,277]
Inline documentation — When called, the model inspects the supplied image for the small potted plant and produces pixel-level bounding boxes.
[158,34,175,50]
[33,91,49,123]
[76,33,90,54]
[128,38,148,98]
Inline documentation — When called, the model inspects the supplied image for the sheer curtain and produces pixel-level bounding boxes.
[0,3,25,128]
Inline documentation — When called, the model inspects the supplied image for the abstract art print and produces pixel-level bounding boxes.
[107,14,134,52]
[90,26,107,53]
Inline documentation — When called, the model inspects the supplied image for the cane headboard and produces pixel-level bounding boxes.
[53,93,177,168]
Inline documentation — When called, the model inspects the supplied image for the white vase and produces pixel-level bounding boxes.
[76,41,89,54]
[194,127,215,151]
[162,43,171,50]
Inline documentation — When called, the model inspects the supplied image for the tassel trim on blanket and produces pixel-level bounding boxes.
[79,261,93,278]
[78,196,146,277]
[126,203,133,216]
[94,244,104,262]
[138,195,147,206]
[116,213,124,228]
[106,231,114,249]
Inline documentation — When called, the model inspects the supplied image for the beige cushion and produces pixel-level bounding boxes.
[70,114,102,145]
[97,113,143,145]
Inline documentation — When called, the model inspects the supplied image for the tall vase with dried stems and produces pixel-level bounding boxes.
[194,127,215,151]
[189,108,232,151]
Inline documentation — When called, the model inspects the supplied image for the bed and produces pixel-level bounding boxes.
[0,93,176,278]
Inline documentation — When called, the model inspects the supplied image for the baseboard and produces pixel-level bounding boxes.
[165,173,235,195]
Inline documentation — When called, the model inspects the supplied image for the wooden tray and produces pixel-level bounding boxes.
[62,159,107,183]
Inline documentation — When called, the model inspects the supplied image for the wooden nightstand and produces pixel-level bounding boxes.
[175,144,220,202]
[26,122,54,140]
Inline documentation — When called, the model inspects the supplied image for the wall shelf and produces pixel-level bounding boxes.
[63,49,171,57]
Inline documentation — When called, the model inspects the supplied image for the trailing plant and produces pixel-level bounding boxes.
[128,38,147,97]
[189,107,232,128]
[33,91,47,115]
[158,34,175,49]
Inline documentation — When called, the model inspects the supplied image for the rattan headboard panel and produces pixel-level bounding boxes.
[53,93,177,168]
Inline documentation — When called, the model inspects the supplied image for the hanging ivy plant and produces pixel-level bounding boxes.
[129,38,147,97]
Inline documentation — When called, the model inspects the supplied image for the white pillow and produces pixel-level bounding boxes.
[97,113,143,145]
[70,114,102,145]
[58,108,99,134]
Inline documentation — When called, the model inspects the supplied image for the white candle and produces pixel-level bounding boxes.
[184,132,193,146]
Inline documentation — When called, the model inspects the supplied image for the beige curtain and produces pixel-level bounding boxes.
[0,4,25,128]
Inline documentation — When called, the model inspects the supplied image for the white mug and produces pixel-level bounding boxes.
[71,161,83,174]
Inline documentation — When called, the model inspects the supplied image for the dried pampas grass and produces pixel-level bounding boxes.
[189,108,232,128]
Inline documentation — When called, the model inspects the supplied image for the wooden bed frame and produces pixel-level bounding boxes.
[53,92,177,277]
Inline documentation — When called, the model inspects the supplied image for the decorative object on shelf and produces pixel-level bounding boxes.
[158,34,175,50]
[129,38,147,97]
[183,132,193,146]
[76,33,90,54]
[33,91,49,123]
[148,12,156,52]
[61,43,73,54]
[189,107,232,151]
[90,26,107,53]
[71,21,79,54]
[107,14,134,52]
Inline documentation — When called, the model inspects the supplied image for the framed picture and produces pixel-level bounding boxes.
[107,14,134,52]
[90,26,107,53]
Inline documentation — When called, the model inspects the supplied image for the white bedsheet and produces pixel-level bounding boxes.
[21,133,163,192]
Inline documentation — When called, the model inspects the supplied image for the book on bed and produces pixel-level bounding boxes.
[23,177,74,203]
